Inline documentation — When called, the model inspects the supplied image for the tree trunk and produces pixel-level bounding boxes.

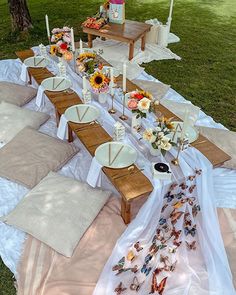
[8,0,33,32]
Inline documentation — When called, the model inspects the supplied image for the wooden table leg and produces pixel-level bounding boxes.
[68,126,73,143]
[88,34,93,48]
[129,41,134,61]
[141,34,146,51]
[121,197,131,224]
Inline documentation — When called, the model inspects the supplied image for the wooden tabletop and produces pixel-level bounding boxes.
[83,20,152,43]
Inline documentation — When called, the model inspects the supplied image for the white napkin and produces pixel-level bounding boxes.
[86,157,103,188]
[36,85,46,108]
[57,114,69,140]
[20,63,30,83]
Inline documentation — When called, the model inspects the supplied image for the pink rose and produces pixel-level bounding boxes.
[128,99,138,110]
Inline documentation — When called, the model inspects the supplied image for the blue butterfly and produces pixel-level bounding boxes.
[145,254,153,264]
[141,264,152,276]
[184,225,196,237]
[159,218,167,225]
[164,192,175,202]
[176,192,185,199]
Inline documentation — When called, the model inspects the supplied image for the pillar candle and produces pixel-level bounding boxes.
[122,63,127,93]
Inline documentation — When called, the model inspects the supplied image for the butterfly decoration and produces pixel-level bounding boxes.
[192,204,201,217]
[160,255,169,264]
[141,263,152,276]
[169,246,177,254]
[195,169,202,175]
[161,204,168,213]
[112,257,125,272]
[173,240,182,247]
[176,192,185,199]
[130,276,144,292]
[169,260,177,272]
[116,265,138,276]
[134,241,143,252]
[164,191,175,202]
[173,200,185,209]
[145,253,153,264]
[179,183,188,190]
[161,223,171,233]
[149,243,159,255]
[159,218,167,226]
[174,197,196,209]
[127,250,136,262]
[184,218,192,227]
[171,227,182,240]
[186,241,197,250]
[170,209,184,225]
[170,183,178,191]
[115,282,127,294]
[149,275,168,294]
[189,185,196,194]
[184,225,197,237]
[188,175,196,181]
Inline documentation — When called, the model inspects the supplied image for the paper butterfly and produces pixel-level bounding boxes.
[188,175,196,181]
[179,183,188,190]
[115,282,127,294]
[145,254,153,264]
[161,204,168,213]
[159,218,167,225]
[195,169,202,175]
[169,246,177,254]
[186,241,197,250]
[170,209,184,225]
[116,265,138,276]
[164,191,175,202]
[170,183,178,191]
[189,185,196,194]
[112,257,125,271]
[150,276,168,294]
[141,263,152,276]
[192,204,201,217]
[184,225,197,237]
[173,240,182,247]
[171,227,182,240]
[130,276,144,292]
[134,241,143,252]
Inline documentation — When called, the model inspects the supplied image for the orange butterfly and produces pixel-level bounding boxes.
[150,275,168,294]
[170,209,184,225]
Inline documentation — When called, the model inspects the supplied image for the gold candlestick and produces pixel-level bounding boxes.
[171,138,184,166]
[108,93,116,114]
[119,91,128,120]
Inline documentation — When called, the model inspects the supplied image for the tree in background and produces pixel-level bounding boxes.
[8,0,33,31]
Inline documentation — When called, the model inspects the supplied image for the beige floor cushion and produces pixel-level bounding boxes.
[0,81,37,106]
[0,127,78,188]
[0,101,49,144]
[218,208,236,288]
[1,172,112,257]
[17,197,126,295]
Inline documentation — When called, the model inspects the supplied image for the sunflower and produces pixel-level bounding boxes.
[50,45,58,55]
[78,52,96,62]
[90,71,107,89]
[139,90,153,100]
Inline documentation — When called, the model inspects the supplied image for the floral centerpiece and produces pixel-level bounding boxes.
[127,90,154,119]
[89,71,110,103]
[76,52,103,75]
[50,27,73,61]
[143,117,175,156]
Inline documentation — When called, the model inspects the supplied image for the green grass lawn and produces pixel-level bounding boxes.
[0,0,235,293]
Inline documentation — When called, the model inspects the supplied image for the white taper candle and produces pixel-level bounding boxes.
[45,15,50,39]
[80,39,83,54]
[71,27,75,52]
[122,63,127,93]
[110,67,114,96]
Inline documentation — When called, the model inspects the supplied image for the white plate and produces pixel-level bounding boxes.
[102,66,120,77]
[169,121,199,143]
[95,142,137,169]
[64,104,100,124]
[24,56,49,68]
[41,77,72,92]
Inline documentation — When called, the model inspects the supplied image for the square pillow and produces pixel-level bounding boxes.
[0,101,49,144]
[0,172,111,257]
[0,81,37,106]
[0,127,78,188]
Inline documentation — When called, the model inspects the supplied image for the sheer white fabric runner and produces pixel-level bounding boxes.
[93,148,235,295]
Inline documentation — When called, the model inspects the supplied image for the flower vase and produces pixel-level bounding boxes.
[131,113,142,134]
[98,93,108,104]
[150,145,161,157]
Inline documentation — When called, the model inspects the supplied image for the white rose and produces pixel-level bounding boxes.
[160,138,172,151]
[143,129,156,143]
[138,98,151,113]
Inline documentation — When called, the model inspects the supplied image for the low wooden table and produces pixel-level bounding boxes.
[82,20,152,61]
[16,49,231,224]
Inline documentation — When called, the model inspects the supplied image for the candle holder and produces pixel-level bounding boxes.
[171,138,184,166]
[119,91,128,120]
[108,94,116,114]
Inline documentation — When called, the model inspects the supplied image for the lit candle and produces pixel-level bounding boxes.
[110,67,114,96]
[45,15,50,39]
[122,63,127,93]
[80,39,83,54]
[71,27,75,52]
[181,109,189,140]
[83,76,87,91]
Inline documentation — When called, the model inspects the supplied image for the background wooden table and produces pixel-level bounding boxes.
[83,20,152,60]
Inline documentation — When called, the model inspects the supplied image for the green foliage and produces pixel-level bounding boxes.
[0,0,235,293]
